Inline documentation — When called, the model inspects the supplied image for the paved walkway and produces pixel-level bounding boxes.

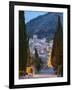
[19,67,57,79]
[33,67,57,78]
[33,74,57,78]
[40,67,54,74]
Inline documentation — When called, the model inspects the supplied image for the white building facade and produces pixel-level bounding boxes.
[29,35,53,57]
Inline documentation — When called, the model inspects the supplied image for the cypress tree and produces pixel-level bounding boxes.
[51,16,63,76]
[19,11,28,75]
[33,48,42,73]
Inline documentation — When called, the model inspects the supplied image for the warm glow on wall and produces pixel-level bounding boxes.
[47,53,53,68]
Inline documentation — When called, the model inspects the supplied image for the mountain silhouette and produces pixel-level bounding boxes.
[25,13,63,40]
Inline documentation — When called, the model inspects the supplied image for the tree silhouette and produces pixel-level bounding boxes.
[19,11,28,75]
[51,16,63,76]
[33,48,43,73]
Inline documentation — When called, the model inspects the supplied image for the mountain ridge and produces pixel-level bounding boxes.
[25,13,63,40]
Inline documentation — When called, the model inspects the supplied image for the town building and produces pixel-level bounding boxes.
[29,35,53,66]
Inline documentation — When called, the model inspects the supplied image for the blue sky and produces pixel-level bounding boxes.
[24,11,47,23]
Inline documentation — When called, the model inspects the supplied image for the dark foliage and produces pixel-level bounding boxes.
[51,16,63,76]
[19,11,28,73]
[33,48,43,73]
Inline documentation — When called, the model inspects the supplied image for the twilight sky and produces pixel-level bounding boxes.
[24,11,47,23]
